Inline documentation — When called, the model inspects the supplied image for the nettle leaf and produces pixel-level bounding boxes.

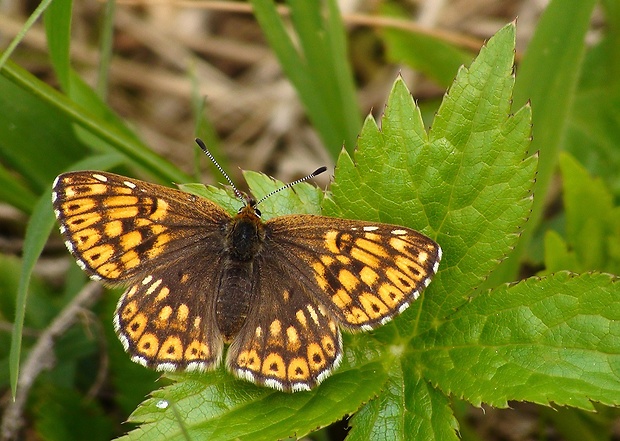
[347,364,459,441]
[178,170,323,219]
[324,23,536,325]
[120,358,387,441]
[418,272,620,410]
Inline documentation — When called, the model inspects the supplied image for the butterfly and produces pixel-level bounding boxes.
[51,139,441,392]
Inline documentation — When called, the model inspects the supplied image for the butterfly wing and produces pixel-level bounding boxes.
[226,252,343,392]
[265,214,442,331]
[114,257,225,371]
[52,171,231,283]
[52,171,232,371]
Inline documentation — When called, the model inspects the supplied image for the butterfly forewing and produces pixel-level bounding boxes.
[52,172,230,283]
[266,215,441,330]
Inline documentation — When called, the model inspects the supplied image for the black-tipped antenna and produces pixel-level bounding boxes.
[195,138,244,201]
[254,166,327,207]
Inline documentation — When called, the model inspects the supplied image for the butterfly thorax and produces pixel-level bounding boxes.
[225,205,266,261]
[216,204,266,342]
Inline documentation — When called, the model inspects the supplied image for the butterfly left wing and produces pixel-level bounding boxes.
[52,171,233,372]
[226,253,343,392]
[52,171,231,284]
[264,214,442,331]
[114,257,225,372]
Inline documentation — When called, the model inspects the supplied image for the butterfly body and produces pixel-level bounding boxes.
[214,206,262,341]
[52,170,441,392]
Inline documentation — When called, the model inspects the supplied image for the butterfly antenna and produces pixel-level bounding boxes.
[254,166,328,207]
[195,138,245,202]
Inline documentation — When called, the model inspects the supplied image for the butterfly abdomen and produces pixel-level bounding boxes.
[216,206,266,341]
[215,260,256,342]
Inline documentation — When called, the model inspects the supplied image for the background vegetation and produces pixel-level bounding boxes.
[1,0,619,440]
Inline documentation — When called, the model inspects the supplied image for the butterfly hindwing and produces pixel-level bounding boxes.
[114,257,225,372]
[226,252,343,392]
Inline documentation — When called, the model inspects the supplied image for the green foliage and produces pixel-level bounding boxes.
[421,272,620,409]
[2,2,620,441]
[564,0,620,195]
[543,153,620,275]
[33,384,113,441]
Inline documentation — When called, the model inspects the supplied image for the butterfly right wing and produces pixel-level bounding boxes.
[225,252,343,392]
[265,214,442,331]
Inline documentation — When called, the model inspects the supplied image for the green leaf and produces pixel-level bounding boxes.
[542,230,580,274]
[420,272,620,410]
[541,153,620,276]
[119,360,386,441]
[178,170,324,219]
[322,23,535,439]
[242,170,324,219]
[348,367,459,441]
[326,24,536,321]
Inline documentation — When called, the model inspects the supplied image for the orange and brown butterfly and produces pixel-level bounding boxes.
[51,139,441,392]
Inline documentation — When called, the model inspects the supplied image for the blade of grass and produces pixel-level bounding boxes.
[250,0,360,157]
[484,0,597,285]
[43,0,72,91]
[96,0,116,100]
[325,0,363,145]
[0,0,53,70]
[1,61,191,185]
[0,164,38,213]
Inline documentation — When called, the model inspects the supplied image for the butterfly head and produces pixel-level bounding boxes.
[238,196,261,218]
